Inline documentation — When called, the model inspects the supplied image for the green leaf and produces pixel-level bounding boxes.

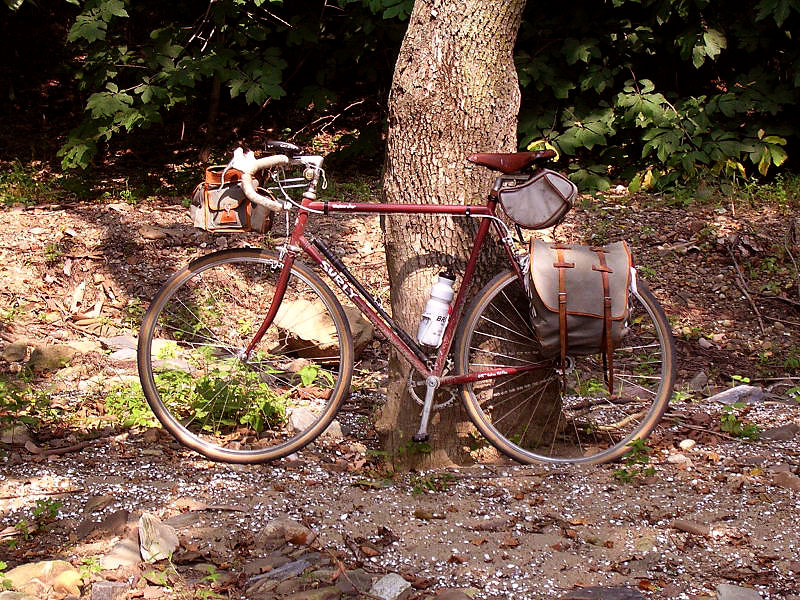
[563,38,599,64]
[86,91,133,118]
[692,44,706,68]
[101,0,129,19]
[628,172,642,193]
[569,168,611,191]
[702,29,727,60]
[757,148,772,175]
[68,14,107,43]
[551,79,576,99]
[769,145,788,167]
[762,135,787,145]
[755,0,796,25]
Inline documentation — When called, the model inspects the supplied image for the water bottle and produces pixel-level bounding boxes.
[417,271,456,347]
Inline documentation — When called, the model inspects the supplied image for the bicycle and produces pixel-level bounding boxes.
[137,141,675,466]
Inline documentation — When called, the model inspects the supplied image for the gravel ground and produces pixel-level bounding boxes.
[1,187,800,599]
[2,396,800,599]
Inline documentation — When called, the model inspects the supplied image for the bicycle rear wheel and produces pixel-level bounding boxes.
[454,270,674,465]
[137,248,354,463]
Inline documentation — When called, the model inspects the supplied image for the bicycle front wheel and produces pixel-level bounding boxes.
[454,270,674,465]
[137,248,354,463]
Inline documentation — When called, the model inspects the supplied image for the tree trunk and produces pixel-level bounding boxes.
[377,0,527,470]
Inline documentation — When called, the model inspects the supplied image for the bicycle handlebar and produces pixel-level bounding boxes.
[239,154,290,211]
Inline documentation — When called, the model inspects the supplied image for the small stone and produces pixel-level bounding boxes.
[5,560,82,597]
[257,518,317,547]
[67,339,102,354]
[139,226,167,240]
[688,371,708,392]
[100,335,138,350]
[274,299,373,359]
[274,579,305,595]
[322,420,343,439]
[1,342,28,362]
[335,569,372,594]
[716,583,763,600]
[283,587,341,600]
[558,586,644,599]
[27,345,76,371]
[370,573,412,600]
[109,348,137,362]
[667,453,693,466]
[1,425,33,446]
[91,581,129,600]
[678,439,696,451]
[707,385,765,405]
[101,538,142,570]
[698,338,714,350]
[139,513,179,563]
[761,423,800,441]
[772,471,800,492]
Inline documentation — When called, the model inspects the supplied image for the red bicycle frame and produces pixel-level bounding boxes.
[246,193,549,389]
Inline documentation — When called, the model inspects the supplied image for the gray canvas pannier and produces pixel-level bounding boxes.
[497,169,577,229]
[527,240,634,388]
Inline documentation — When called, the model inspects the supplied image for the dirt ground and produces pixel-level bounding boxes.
[1,182,799,599]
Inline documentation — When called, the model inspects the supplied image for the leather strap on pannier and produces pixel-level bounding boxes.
[552,244,574,369]
[592,248,615,394]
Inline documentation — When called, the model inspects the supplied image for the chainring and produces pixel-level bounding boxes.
[406,359,458,409]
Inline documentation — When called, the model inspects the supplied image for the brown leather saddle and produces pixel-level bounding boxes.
[466,150,556,173]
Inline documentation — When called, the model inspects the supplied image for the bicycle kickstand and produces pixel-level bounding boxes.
[412,376,439,443]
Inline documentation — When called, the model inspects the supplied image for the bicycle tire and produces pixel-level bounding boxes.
[137,248,354,463]
[454,270,674,465]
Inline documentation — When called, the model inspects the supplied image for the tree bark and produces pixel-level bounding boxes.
[377,0,527,470]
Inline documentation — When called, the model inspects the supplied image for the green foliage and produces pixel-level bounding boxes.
[0,378,64,430]
[720,401,761,440]
[409,472,453,495]
[79,556,104,580]
[105,380,160,428]
[154,367,289,434]
[33,498,63,522]
[58,0,410,169]
[7,499,63,548]
[8,0,799,191]
[613,439,656,483]
[517,0,800,190]
[788,386,800,403]
[0,162,56,206]
[0,560,11,591]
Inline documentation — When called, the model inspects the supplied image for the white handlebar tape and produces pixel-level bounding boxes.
[239,154,290,211]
